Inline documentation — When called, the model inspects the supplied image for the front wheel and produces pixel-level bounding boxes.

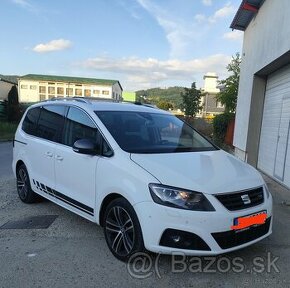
[103,198,144,261]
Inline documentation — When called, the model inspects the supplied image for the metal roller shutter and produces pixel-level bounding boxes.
[258,64,290,188]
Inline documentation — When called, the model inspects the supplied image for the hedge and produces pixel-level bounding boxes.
[212,113,235,146]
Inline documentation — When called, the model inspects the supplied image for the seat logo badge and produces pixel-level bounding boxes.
[241,194,251,205]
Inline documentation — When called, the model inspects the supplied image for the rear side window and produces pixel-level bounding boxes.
[62,107,100,148]
[36,105,66,142]
[22,107,41,135]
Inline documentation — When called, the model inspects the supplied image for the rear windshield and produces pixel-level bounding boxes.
[95,111,217,154]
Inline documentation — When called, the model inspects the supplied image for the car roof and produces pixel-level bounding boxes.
[28,97,171,115]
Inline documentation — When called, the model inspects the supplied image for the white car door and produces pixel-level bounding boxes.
[23,105,66,194]
[54,106,101,218]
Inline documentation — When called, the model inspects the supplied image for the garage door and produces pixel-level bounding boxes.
[258,64,290,188]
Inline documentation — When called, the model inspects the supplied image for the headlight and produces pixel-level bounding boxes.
[149,184,215,211]
[264,184,271,199]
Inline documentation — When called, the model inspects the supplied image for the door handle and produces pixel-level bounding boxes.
[45,151,53,157]
[55,155,63,161]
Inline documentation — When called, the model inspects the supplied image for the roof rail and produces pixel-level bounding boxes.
[141,103,157,109]
[40,96,158,109]
[122,100,157,109]
[41,96,118,104]
[42,96,88,103]
[41,96,84,102]
[72,96,120,103]
[122,100,142,105]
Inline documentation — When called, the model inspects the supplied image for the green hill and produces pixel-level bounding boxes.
[136,86,185,109]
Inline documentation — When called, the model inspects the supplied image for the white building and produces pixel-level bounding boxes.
[18,74,123,103]
[231,0,290,188]
[200,72,224,118]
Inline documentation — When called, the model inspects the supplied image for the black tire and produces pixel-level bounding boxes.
[103,198,144,262]
[16,164,39,203]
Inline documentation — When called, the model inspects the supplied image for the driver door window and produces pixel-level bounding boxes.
[63,107,100,150]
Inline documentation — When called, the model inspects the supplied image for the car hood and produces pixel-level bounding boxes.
[130,150,264,195]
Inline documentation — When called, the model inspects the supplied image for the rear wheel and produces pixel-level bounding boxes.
[103,198,144,262]
[16,164,39,203]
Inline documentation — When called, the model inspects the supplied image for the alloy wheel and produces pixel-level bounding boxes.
[105,206,135,257]
[17,168,28,200]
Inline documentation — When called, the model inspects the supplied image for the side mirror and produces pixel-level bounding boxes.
[72,139,98,155]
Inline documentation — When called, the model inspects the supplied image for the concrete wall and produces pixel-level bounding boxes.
[245,75,267,166]
[112,83,122,100]
[234,0,290,161]
[203,93,224,115]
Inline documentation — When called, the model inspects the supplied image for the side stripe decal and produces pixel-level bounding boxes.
[33,180,94,216]
[14,139,27,145]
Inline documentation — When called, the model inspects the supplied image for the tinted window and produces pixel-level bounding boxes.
[36,105,66,142]
[63,107,101,148]
[102,139,113,157]
[96,111,217,154]
[22,107,41,135]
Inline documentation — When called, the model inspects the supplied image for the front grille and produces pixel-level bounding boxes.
[215,187,264,211]
[212,217,271,249]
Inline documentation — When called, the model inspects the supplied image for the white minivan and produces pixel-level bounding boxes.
[13,97,272,261]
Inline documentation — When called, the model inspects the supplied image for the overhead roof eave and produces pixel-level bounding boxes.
[230,0,266,31]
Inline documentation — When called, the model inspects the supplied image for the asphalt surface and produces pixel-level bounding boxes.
[0,142,290,288]
[0,141,13,180]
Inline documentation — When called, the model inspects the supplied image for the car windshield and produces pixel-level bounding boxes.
[95,111,217,154]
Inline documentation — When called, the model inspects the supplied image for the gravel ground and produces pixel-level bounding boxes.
[0,142,290,288]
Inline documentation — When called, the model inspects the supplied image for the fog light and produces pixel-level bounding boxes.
[160,229,211,251]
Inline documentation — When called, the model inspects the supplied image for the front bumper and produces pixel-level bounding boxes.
[134,193,273,255]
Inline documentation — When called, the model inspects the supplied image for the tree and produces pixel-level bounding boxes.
[181,82,202,117]
[216,52,241,113]
[157,100,173,111]
[7,85,21,122]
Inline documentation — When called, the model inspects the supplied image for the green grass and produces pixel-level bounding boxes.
[0,121,18,141]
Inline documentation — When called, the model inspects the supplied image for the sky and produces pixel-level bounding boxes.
[0,0,243,91]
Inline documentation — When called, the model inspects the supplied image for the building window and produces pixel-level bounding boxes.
[66,88,73,96]
[102,90,109,95]
[75,89,82,96]
[48,87,55,94]
[216,101,224,108]
[93,90,100,95]
[57,87,64,95]
[21,84,28,89]
[48,82,55,85]
[48,95,54,99]
[39,94,46,101]
[39,86,46,93]
[30,85,37,90]
[75,84,82,87]
[84,89,91,97]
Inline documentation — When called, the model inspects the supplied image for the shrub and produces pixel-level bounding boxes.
[212,113,235,146]
[178,115,213,139]
[0,121,18,140]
